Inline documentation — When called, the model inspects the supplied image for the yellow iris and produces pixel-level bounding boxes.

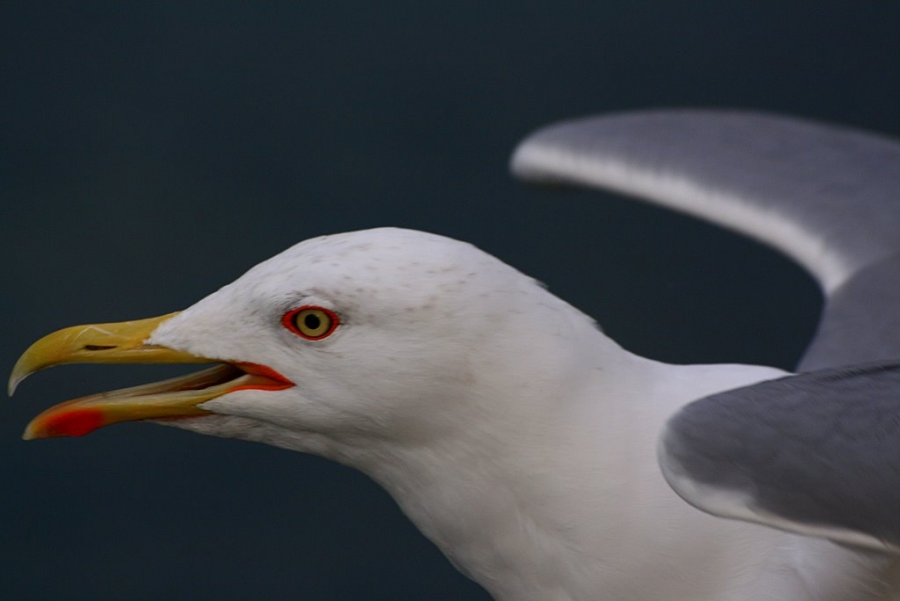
[292,308,334,339]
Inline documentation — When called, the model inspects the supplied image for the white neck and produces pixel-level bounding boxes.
[322,339,756,600]
[330,351,897,601]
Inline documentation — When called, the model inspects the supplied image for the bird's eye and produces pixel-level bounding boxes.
[282,306,339,340]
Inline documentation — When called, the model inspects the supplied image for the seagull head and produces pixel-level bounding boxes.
[11,228,601,461]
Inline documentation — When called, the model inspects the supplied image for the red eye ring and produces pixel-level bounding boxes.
[282,306,340,340]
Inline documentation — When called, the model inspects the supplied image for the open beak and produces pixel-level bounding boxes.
[9,313,293,440]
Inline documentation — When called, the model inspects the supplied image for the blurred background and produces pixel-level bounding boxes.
[2,2,898,599]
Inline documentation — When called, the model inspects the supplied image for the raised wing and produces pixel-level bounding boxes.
[511,110,900,369]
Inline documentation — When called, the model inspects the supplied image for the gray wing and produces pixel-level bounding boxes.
[511,110,900,369]
[659,363,900,552]
[511,110,900,550]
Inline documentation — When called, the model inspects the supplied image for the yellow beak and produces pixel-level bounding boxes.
[10,313,293,440]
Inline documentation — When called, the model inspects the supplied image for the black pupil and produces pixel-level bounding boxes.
[303,312,322,331]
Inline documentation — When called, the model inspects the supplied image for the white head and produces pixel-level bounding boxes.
[145,227,606,463]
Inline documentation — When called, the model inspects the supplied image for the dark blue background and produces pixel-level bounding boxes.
[2,2,898,599]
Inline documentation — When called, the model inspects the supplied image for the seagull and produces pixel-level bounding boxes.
[10,110,900,600]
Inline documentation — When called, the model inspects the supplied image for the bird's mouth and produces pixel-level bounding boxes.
[8,313,294,440]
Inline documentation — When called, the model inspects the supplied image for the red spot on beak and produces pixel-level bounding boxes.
[38,408,106,438]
